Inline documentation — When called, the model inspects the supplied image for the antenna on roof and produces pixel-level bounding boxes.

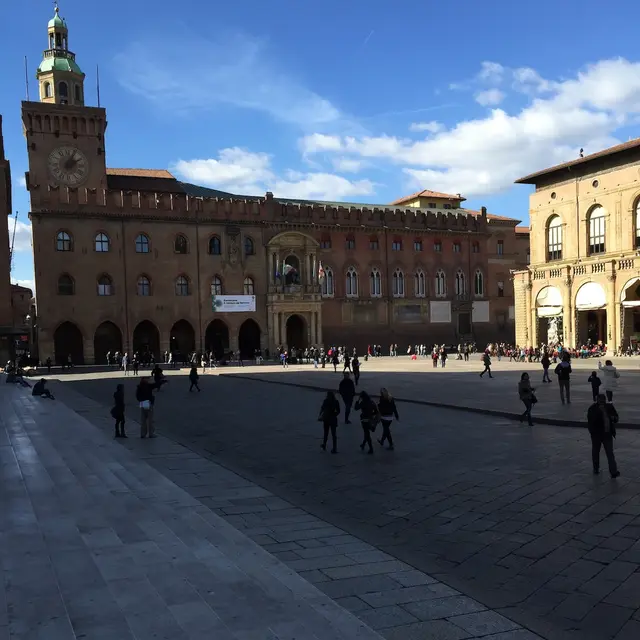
[96,64,101,107]
[24,56,29,101]
[579,148,584,158]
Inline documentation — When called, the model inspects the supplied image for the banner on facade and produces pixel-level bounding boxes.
[472,301,490,323]
[212,295,256,313]
[430,301,451,323]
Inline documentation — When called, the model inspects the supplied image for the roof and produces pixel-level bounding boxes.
[38,55,83,75]
[48,8,67,29]
[11,284,33,294]
[466,209,521,224]
[106,168,175,179]
[516,226,530,234]
[390,189,466,205]
[515,137,640,184]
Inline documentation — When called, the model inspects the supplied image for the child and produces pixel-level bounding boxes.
[588,371,601,402]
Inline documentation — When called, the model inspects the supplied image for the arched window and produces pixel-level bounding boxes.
[174,234,188,254]
[137,275,151,296]
[455,269,466,296]
[74,84,82,102]
[56,231,72,252]
[321,267,334,297]
[392,268,405,297]
[175,276,190,296]
[211,276,223,296]
[472,242,480,254]
[135,234,150,253]
[588,206,606,255]
[414,270,426,297]
[209,236,221,255]
[370,268,382,297]
[474,270,484,297]
[346,267,359,298]
[58,81,68,99]
[453,242,461,253]
[97,274,113,296]
[44,82,52,98]
[435,269,446,298]
[635,199,640,248]
[243,277,255,295]
[57,274,74,295]
[94,232,110,252]
[547,215,562,261]
[346,235,356,250]
[244,237,255,256]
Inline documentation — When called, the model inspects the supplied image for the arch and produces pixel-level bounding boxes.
[57,273,75,295]
[435,269,446,298]
[44,81,52,98]
[175,275,190,296]
[286,314,307,350]
[547,215,563,261]
[95,232,110,252]
[54,321,84,365]
[587,205,606,255]
[58,81,68,99]
[238,319,261,359]
[133,320,160,359]
[205,319,229,359]
[97,274,113,296]
[575,282,606,310]
[392,268,405,297]
[267,230,319,248]
[174,234,188,254]
[211,275,223,296]
[243,276,255,295]
[170,319,196,355]
[137,275,151,296]
[474,269,484,297]
[621,277,640,306]
[94,321,122,364]
[370,267,382,297]
[535,286,563,317]
[74,84,82,103]
[244,236,255,256]
[414,269,426,297]
[135,233,150,253]
[283,254,301,285]
[346,266,359,298]
[56,230,72,252]
[321,266,334,297]
[635,198,640,249]
[455,269,466,295]
[208,235,222,255]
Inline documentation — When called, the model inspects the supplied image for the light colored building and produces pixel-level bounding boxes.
[513,139,640,351]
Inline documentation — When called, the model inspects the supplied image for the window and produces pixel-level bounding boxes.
[137,275,151,296]
[370,268,382,297]
[320,237,332,249]
[135,234,150,253]
[369,237,379,250]
[174,234,188,254]
[498,280,505,297]
[455,269,466,296]
[474,270,484,297]
[57,274,74,295]
[392,269,405,298]
[58,81,68,98]
[414,270,426,297]
[588,206,606,254]
[243,277,255,295]
[44,82,52,98]
[392,240,403,251]
[547,215,563,261]
[453,242,461,253]
[497,240,504,256]
[321,267,334,297]
[244,237,255,256]
[636,200,640,248]
[94,232,109,252]
[56,231,72,252]
[175,276,190,296]
[209,236,222,255]
[346,236,356,250]
[434,240,442,252]
[211,276,223,296]
[97,274,113,296]
[414,239,423,252]
[428,202,437,208]
[74,84,82,102]
[435,269,446,298]
[444,203,452,209]
[346,267,358,298]
[472,242,480,254]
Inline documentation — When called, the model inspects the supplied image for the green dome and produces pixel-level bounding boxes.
[38,56,83,76]
[48,8,67,30]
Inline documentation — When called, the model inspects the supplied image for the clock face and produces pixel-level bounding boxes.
[47,146,89,186]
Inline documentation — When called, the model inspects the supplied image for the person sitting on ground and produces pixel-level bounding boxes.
[32,378,54,399]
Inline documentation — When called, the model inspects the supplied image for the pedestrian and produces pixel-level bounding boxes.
[188,365,201,392]
[440,348,447,368]
[352,355,361,386]
[598,360,620,402]
[555,354,572,404]
[343,352,352,372]
[136,377,157,438]
[32,378,55,399]
[122,352,129,375]
[588,371,602,402]
[354,391,379,455]
[332,351,339,372]
[132,354,139,376]
[111,383,127,438]
[479,352,493,378]
[431,349,438,368]
[541,351,551,383]
[587,393,620,478]
[318,391,340,453]
[377,388,399,450]
[517,372,536,426]
[338,372,356,424]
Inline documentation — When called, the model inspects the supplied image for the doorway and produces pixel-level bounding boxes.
[285,314,307,349]
[170,319,196,357]
[93,321,122,364]
[205,319,230,359]
[238,319,261,359]
[54,321,84,365]
[132,320,160,360]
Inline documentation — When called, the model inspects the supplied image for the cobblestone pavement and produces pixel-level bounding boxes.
[64,370,640,639]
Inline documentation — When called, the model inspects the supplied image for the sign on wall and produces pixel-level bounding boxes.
[212,295,256,313]
[472,301,490,323]
[430,301,451,323]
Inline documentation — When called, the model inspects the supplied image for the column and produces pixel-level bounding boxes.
[607,274,617,352]
[306,253,312,285]
[311,311,317,345]
[273,312,280,346]
[525,282,533,346]
[271,252,277,285]
[311,254,317,285]
[563,276,573,346]
[529,286,537,348]
[317,313,324,348]
[307,313,313,345]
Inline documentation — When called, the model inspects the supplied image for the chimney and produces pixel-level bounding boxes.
[481,206,487,218]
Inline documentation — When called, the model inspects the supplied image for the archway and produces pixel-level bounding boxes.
[238,319,261,359]
[93,321,122,365]
[170,320,196,359]
[286,314,307,350]
[205,319,229,359]
[535,286,563,345]
[54,321,84,365]
[132,320,160,360]
[621,277,640,350]
[575,282,607,346]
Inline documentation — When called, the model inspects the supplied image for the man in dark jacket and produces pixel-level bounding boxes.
[338,372,356,424]
[587,394,620,477]
[555,354,572,404]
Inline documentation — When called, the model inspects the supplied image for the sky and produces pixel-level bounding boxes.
[5,0,640,292]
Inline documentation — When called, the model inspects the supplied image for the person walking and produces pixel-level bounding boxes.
[598,360,620,402]
[132,354,140,376]
[440,348,447,369]
[111,383,127,438]
[343,352,352,373]
[188,365,201,392]
[518,373,536,426]
[352,356,361,386]
[479,352,493,378]
[587,393,620,478]
[122,352,129,376]
[541,351,551,383]
[331,351,340,372]
[588,371,602,402]
[318,391,340,453]
[377,388,399,450]
[45,356,52,374]
[354,391,378,454]
[338,372,356,424]
[555,354,572,404]
[136,377,157,438]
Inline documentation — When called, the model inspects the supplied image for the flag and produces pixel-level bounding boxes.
[283,264,297,276]
[318,261,326,282]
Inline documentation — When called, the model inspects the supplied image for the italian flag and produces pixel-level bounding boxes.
[318,261,326,282]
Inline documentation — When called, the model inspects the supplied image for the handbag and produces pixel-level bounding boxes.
[530,394,538,404]
[139,400,151,410]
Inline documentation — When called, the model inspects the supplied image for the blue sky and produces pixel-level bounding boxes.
[6,0,640,290]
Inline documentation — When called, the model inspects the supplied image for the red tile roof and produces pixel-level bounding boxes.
[390,189,466,205]
[516,226,530,234]
[106,168,175,179]
[466,209,521,224]
[515,137,640,184]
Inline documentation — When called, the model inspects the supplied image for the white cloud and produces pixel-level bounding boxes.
[299,133,343,154]
[18,175,26,189]
[7,219,32,252]
[272,174,374,200]
[409,121,444,133]
[331,157,364,172]
[475,89,505,106]
[477,61,505,84]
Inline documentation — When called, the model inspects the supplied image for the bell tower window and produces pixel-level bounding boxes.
[59,82,68,99]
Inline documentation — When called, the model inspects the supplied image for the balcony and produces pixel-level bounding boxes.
[43,49,77,61]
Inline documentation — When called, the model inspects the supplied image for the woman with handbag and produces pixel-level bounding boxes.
[318,391,341,453]
[377,388,399,450]
[355,391,379,454]
[518,372,536,426]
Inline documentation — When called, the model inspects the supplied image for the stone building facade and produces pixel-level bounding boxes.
[514,139,640,351]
